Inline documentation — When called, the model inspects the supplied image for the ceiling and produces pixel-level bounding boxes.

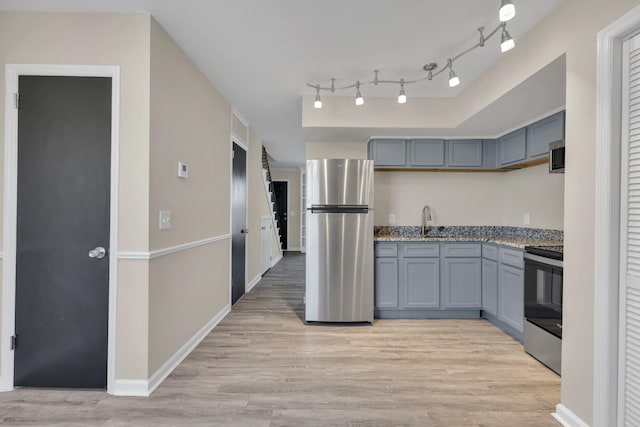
[0,0,563,167]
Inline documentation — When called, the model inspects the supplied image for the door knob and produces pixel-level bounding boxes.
[241,229,249,234]
[88,247,106,259]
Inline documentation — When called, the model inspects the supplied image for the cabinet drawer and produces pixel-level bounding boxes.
[401,243,439,258]
[499,247,524,268]
[443,243,481,258]
[375,242,398,258]
[482,244,498,261]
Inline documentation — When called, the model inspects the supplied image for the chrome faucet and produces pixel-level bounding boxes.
[422,205,432,235]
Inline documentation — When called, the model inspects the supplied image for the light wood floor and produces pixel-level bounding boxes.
[0,252,560,426]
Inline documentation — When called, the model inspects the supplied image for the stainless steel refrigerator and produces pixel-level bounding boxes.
[305,159,374,323]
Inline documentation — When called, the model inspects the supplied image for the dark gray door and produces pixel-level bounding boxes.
[14,76,111,389]
[273,181,287,250]
[231,143,247,305]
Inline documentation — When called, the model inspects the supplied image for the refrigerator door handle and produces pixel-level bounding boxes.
[309,205,369,214]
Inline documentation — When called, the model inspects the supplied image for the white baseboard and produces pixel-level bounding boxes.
[112,380,148,397]
[271,254,283,267]
[284,247,301,252]
[246,274,261,292]
[112,303,231,397]
[0,377,13,392]
[552,404,590,427]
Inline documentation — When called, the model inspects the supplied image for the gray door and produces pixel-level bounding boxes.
[14,76,111,388]
[231,143,247,305]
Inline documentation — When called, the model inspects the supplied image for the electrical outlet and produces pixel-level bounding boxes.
[389,214,396,224]
[523,213,530,225]
[159,211,172,230]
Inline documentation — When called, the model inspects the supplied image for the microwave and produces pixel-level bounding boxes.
[549,140,565,173]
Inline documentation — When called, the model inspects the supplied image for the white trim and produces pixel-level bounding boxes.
[231,133,248,151]
[118,234,231,260]
[284,247,301,252]
[246,273,261,293]
[271,253,283,267]
[552,404,590,427]
[231,107,249,128]
[594,5,640,426]
[112,303,231,397]
[0,64,120,393]
[112,380,148,397]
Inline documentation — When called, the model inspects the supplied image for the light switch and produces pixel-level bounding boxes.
[523,212,530,225]
[389,214,396,224]
[178,162,189,178]
[159,211,172,230]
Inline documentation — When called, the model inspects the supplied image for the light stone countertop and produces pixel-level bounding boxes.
[373,234,563,249]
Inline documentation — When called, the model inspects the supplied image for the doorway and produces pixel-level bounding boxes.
[273,181,288,250]
[1,65,120,392]
[231,142,247,305]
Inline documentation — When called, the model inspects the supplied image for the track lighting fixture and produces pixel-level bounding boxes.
[398,79,407,104]
[447,59,460,88]
[307,0,517,107]
[355,81,364,106]
[314,86,322,109]
[500,23,515,53]
[499,0,516,22]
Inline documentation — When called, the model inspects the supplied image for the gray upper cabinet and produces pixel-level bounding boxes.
[497,128,527,166]
[375,257,399,308]
[410,139,446,167]
[526,111,565,159]
[447,139,483,167]
[371,139,407,167]
[443,258,482,308]
[482,258,498,316]
[401,258,440,308]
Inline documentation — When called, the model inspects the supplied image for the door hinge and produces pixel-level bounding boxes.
[10,335,17,350]
[13,93,20,109]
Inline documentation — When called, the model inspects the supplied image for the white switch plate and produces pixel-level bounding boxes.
[389,213,396,224]
[159,211,172,230]
[523,212,530,225]
[177,162,189,178]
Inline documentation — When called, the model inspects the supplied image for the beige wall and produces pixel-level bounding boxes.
[374,165,563,229]
[306,141,368,160]
[0,12,152,380]
[147,18,232,376]
[271,170,301,250]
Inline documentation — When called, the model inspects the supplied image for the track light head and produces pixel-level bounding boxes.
[447,59,460,88]
[355,81,364,106]
[398,80,407,104]
[500,25,515,53]
[499,0,515,22]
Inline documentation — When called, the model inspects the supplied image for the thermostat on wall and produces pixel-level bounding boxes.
[178,162,189,178]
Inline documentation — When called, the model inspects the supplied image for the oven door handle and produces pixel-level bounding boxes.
[524,252,563,268]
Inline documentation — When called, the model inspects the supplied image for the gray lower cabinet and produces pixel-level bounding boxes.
[401,258,440,308]
[443,258,482,308]
[375,257,398,308]
[498,263,525,332]
[481,258,498,316]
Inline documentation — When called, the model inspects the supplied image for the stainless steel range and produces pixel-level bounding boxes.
[523,245,563,375]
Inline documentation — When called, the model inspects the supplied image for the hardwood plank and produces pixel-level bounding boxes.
[0,252,560,426]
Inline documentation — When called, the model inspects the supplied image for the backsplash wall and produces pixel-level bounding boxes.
[374,164,564,230]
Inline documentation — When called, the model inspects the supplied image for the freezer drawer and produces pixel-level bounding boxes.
[305,211,374,322]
